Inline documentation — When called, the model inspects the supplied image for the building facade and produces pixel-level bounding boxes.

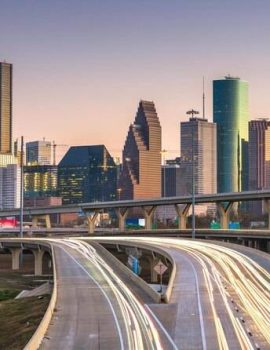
[118,100,161,200]
[180,117,217,196]
[213,76,249,193]
[58,145,117,204]
[0,163,20,209]
[0,62,12,154]
[249,119,270,190]
[248,119,270,215]
[24,165,58,198]
[26,140,52,165]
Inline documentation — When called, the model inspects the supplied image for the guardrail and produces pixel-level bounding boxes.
[24,244,58,350]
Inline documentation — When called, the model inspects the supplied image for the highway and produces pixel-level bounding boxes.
[3,235,268,349]
[89,237,270,350]
[40,239,174,350]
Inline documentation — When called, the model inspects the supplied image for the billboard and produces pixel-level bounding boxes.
[0,218,17,228]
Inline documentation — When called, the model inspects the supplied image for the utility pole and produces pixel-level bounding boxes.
[19,136,24,240]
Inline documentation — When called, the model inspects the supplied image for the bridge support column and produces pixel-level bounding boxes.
[32,215,51,229]
[217,202,234,229]
[10,248,21,270]
[85,211,99,234]
[263,199,270,230]
[32,249,45,275]
[174,204,191,229]
[142,206,157,230]
[116,208,128,231]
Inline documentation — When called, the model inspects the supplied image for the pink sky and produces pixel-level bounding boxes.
[1,0,269,161]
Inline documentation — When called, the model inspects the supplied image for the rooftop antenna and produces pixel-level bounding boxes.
[203,76,205,119]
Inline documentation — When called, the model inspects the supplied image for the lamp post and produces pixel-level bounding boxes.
[186,109,199,239]
[117,188,122,200]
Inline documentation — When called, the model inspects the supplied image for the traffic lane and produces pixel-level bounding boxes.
[100,237,263,349]
[61,239,176,350]
[40,245,122,350]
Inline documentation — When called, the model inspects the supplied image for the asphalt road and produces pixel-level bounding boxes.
[92,236,270,350]
[40,240,174,350]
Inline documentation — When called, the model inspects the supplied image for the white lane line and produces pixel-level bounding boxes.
[144,304,179,350]
[179,254,207,350]
[56,244,125,350]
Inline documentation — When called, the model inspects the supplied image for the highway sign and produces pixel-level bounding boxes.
[154,260,168,275]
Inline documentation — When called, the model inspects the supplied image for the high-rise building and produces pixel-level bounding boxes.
[58,145,117,204]
[118,100,161,200]
[162,165,183,197]
[213,76,249,193]
[180,117,217,195]
[0,164,20,209]
[26,140,52,165]
[249,119,270,190]
[0,62,12,154]
[24,165,58,198]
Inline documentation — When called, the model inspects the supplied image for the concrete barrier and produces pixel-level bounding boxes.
[91,239,177,303]
[90,241,162,303]
[23,244,57,350]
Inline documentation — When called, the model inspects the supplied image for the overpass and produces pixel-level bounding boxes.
[1,190,270,233]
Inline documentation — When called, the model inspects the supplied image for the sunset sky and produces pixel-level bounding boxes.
[1,0,270,160]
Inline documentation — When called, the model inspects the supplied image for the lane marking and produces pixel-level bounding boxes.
[169,253,207,350]
[144,304,179,350]
[56,244,125,350]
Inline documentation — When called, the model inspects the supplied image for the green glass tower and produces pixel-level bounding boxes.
[213,76,249,193]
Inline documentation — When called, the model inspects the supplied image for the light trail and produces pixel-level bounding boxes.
[59,239,170,350]
[91,237,270,349]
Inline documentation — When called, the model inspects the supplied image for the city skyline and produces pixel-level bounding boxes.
[1,1,270,158]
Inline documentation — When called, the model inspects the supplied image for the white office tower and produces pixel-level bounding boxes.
[0,163,21,209]
[26,140,51,165]
[180,117,217,215]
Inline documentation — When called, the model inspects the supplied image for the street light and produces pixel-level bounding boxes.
[186,109,199,239]
[117,188,122,200]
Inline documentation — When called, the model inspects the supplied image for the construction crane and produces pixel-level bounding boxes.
[52,141,68,165]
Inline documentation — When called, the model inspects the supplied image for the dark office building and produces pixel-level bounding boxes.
[0,62,12,154]
[58,145,117,204]
[162,165,183,197]
[24,165,58,198]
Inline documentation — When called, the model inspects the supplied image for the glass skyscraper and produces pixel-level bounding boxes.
[58,145,117,204]
[213,76,249,193]
[0,62,12,154]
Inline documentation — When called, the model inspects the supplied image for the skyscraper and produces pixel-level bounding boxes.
[58,145,117,204]
[213,76,249,193]
[0,62,12,154]
[180,117,217,195]
[118,100,161,200]
[249,119,270,190]
[26,140,52,165]
[0,164,20,209]
[24,165,58,198]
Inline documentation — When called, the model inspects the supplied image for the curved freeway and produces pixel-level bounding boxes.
[2,236,269,350]
[85,237,270,350]
[40,239,173,350]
